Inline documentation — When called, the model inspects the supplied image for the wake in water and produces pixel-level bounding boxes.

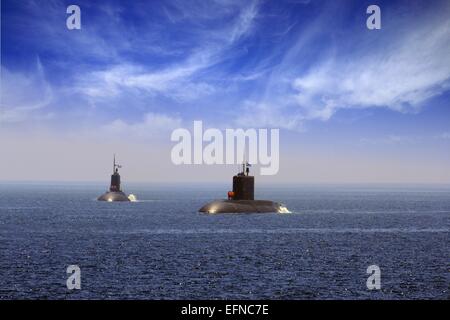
[96,227,450,235]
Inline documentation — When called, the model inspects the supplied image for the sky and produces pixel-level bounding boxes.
[0,0,449,184]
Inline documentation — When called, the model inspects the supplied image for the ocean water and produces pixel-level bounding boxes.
[0,183,449,300]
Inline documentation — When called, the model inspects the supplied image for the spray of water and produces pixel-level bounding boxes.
[278,205,291,213]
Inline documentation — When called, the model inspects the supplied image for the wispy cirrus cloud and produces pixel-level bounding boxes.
[436,132,450,140]
[75,0,260,104]
[101,112,182,141]
[76,56,217,102]
[2,0,263,134]
[359,135,418,146]
[2,0,449,135]
[0,60,53,123]
[292,16,450,121]
[234,101,304,131]
[250,0,450,127]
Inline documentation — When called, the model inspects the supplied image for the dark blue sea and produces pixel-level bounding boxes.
[0,183,449,300]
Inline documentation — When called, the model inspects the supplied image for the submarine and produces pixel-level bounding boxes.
[97,155,134,202]
[199,162,289,214]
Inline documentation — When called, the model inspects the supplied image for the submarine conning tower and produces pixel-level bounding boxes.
[97,154,131,202]
[231,162,254,200]
[110,155,122,192]
[199,161,288,213]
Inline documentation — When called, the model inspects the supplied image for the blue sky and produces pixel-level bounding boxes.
[0,0,449,183]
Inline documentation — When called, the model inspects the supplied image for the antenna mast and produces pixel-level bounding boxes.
[113,154,122,173]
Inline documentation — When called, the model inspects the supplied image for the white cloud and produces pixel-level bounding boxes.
[234,102,304,130]
[76,1,260,103]
[76,62,219,105]
[0,61,53,123]
[234,1,450,130]
[291,12,450,121]
[101,112,182,140]
[359,135,418,146]
[229,0,259,43]
[437,132,450,140]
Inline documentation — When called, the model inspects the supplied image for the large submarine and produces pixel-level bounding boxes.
[97,155,134,202]
[199,162,289,214]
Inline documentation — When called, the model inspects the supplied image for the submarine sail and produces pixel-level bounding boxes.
[97,155,132,202]
[199,162,289,214]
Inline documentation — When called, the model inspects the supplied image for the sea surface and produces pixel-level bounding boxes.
[0,183,449,300]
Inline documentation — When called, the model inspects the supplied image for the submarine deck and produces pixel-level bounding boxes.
[199,199,286,214]
[98,191,130,202]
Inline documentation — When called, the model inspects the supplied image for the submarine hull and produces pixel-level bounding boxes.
[98,191,130,202]
[199,199,287,214]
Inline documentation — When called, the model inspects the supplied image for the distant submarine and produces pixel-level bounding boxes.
[199,162,289,214]
[98,155,135,202]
